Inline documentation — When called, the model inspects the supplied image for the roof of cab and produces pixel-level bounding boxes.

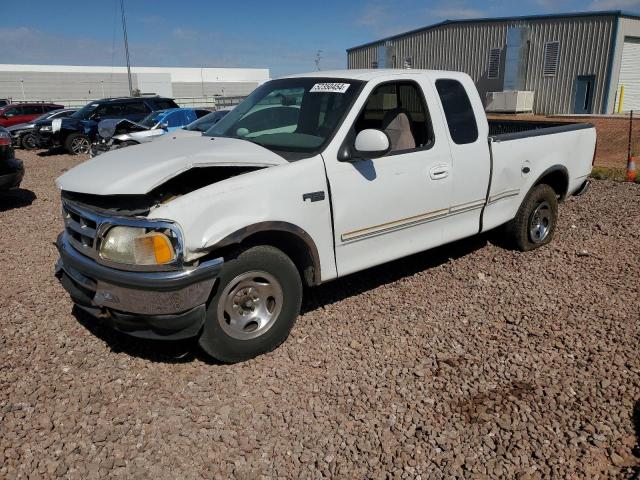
[281,69,469,82]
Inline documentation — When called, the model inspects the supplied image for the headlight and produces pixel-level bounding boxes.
[40,125,52,132]
[99,226,177,265]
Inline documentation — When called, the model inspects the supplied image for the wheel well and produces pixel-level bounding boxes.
[535,168,569,200]
[204,229,320,287]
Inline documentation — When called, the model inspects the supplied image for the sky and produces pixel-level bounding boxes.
[3,0,640,77]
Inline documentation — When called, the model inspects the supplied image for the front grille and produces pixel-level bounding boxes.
[62,203,99,259]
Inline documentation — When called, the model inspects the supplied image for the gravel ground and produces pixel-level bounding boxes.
[1,150,639,479]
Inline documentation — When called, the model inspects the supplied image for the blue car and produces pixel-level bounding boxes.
[91,108,210,156]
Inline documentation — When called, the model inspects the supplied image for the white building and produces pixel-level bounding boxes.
[0,64,270,106]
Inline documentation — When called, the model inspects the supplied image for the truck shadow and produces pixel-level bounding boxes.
[72,306,203,364]
[301,231,499,314]
[72,231,502,364]
[0,188,36,212]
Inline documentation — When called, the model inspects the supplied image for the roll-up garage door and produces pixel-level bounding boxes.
[616,37,640,112]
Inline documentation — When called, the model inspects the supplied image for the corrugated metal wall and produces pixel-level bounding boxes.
[348,15,616,114]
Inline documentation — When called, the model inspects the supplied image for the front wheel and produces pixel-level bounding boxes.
[198,245,302,363]
[21,133,38,150]
[506,184,558,251]
[65,133,91,155]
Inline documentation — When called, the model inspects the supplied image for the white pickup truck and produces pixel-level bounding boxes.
[55,70,595,362]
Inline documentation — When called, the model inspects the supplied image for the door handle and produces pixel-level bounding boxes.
[429,165,450,180]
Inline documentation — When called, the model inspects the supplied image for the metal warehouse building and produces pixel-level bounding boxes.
[0,65,270,106]
[347,10,640,115]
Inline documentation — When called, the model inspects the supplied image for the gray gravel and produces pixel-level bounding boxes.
[1,150,639,479]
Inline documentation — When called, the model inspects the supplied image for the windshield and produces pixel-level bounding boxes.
[186,110,228,132]
[205,78,364,158]
[139,111,166,128]
[71,102,99,119]
[33,111,56,122]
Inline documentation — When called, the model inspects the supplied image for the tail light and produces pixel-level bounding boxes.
[0,130,10,146]
[592,138,598,166]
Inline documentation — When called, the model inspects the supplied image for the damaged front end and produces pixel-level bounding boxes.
[91,119,150,157]
[55,163,265,339]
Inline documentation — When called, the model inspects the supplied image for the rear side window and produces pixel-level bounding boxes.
[23,105,44,115]
[123,102,150,115]
[152,99,180,110]
[435,79,478,144]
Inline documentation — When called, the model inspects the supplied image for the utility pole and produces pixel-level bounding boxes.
[120,0,133,96]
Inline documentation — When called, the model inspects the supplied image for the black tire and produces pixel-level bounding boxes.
[64,133,91,155]
[198,245,302,363]
[506,184,558,251]
[21,133,38,150]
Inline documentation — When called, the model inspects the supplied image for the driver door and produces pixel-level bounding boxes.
[325,79,453,277]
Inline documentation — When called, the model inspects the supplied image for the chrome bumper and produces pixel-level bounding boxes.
[55,233,222,338]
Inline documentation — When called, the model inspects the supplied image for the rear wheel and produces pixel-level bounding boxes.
[21,133,38,150]
[198,245,302,363]
[506,184,558,251]
[65,133,91,155]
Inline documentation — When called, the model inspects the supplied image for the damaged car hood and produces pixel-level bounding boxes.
[56,136,287,195]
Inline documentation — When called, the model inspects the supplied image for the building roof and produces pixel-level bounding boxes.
[347,10,640,52]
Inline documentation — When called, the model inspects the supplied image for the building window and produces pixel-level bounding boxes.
[403,56,413,69]
[371,60,379,69]
[488,48,501,79]
[543,41,560,77]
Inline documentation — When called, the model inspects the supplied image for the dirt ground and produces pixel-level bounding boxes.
[1,150,639,479]
[489,113,640,170]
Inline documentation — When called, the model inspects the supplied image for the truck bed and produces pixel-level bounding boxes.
[488,119,594,141]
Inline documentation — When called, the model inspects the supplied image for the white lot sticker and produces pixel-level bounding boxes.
[310,83,350,93]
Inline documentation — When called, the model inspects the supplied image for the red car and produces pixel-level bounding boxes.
[0,103,64,128]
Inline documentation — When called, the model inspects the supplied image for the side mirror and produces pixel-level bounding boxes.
[159,122,169,130]
[353,129,390,159]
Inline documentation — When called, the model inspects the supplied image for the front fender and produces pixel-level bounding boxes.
[148,156,338,282]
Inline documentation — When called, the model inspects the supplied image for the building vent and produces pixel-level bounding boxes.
[488,48,501,79]
[543,41,560,76]
[403,56,413,69]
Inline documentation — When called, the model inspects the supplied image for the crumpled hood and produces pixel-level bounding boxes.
[7,122,35,132]
[56,136,287,195]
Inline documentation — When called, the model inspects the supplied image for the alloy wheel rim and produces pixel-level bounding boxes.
[217,271,283,340]
[529,201,551,243]
[72,137,90,154]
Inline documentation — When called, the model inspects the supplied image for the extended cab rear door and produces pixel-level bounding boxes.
[323,75,453,277]
[431,76,491,241]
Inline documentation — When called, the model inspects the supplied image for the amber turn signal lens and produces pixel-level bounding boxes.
[151,233,174,264]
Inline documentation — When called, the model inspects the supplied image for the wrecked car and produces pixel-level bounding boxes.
[54,70,595,363]
[90,108,210,156]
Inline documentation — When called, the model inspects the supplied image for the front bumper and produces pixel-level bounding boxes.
[33,131,55,148]
[55,233,222,340]
[0,160,24,191]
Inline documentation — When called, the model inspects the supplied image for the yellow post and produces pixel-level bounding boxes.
[618,85,625,113]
